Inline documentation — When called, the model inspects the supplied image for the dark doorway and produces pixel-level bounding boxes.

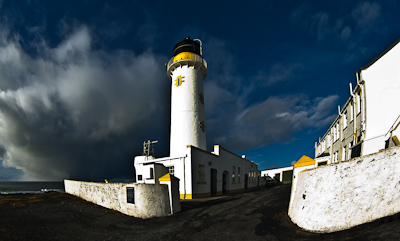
[222,171,228,194]
[282,170,293,183]
[211,168,217,196]
[244,174,248,190]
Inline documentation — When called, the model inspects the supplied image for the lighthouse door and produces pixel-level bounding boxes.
[211,169,217,196]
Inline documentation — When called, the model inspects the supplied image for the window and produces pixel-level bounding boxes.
[357,93,361,114]
[126,187,135,204]
[168,166,174,175]
[343,111,347,129]
[327,135,331,148]
[138,175,142,181]
[150,168,154,179]
[198,165,205,183]
[333,152,338,163]
[350,102,354,121]
[342,146,346,161]
[232,166,235,183]
[348,142,353,160]
[336,123,340,141]
[238,167,241,184]
[333,126,336,141]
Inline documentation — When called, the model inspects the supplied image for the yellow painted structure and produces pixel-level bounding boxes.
[173,52,195,63]
[180,194,192,199]
[294,155,316,168]
[159,173,172,182]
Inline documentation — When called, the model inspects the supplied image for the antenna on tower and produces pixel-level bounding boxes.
[143,140,158,157]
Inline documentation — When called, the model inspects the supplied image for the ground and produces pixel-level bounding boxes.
[0,184,400,241]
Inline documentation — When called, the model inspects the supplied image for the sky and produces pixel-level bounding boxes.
[0,0,399,181]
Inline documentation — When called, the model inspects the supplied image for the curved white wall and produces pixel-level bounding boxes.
[289,146,400,233]
[64,180,171,219]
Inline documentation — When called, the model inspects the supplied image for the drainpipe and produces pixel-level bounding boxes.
[356,71,360,85]
[182,157,186,199]
[337,105,343,161]
[350,82,357,144]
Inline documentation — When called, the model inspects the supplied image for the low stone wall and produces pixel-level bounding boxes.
[64,180,171,219]
[288,146,400,233]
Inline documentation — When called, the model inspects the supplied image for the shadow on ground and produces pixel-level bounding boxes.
[1,184,400,240]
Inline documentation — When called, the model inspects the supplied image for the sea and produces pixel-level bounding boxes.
[0,181,65,194]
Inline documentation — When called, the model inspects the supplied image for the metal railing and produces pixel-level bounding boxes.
[386,113,400,137]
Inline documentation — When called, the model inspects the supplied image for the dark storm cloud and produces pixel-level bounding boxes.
[202,34,340,153]
[0,25,170,181]
[206,92,339,152]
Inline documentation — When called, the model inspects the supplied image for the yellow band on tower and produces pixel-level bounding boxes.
[173,52,195,63]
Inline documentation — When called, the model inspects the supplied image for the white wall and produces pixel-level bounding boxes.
[64,180,171,219]
[134,154,191,199]
[288,146,400,233]
[289,164,315,210]
[170,64,206,156]
[135,162,168,184]
[362,41,400,155]
[191,145,261,197]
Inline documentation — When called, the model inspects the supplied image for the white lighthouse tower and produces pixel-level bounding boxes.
[167,37,207,156]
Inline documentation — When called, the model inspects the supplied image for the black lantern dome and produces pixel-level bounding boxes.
[172,37,201,57]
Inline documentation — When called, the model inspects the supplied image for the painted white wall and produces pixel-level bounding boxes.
[190,145,261,197]
[134,161,167,184]
[160,177,181,214]
[134,153,191,198]
[135,145,261,199]
[288,146,400,233]
[361,42,400,155]
[289,164,315,210]
[170,65,206,156]
[64,180,171,219]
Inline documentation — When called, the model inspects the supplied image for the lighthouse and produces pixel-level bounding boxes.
[167,37,208,156]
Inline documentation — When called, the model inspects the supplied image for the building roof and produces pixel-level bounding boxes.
[159,173,180,182]
[294,155,315,168]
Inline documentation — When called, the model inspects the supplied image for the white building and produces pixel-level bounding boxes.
[261,166,293,183]
[135,145,261,199]
[315,39,400,162]
[135,37,262,199]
